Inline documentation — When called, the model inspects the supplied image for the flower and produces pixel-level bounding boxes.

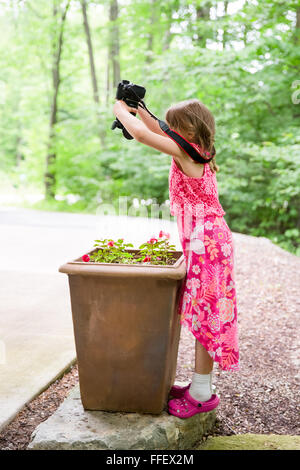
[143,256,151,262]
[207,311,220,333]
[107,240,114,247]
[148,237,158,244]
[226,280,235,292]
[159,230,170,239]
[204,221,213,230]
[186,277,200,295]
[221,243,231,257]
[215,347,222,359]
[217,297,235,323]
[181,292,192,314]
[192,264,201,275]
[192,314,201,332]
[191,277,200,290]
[82,254,90,262]
[214,228,225,241]
[214,227,229,243]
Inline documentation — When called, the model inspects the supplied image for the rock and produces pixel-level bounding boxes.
[28,383,216,450]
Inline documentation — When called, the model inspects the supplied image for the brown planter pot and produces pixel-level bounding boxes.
[59,248,186,414]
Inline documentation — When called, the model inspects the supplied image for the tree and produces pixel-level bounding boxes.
[145,0,158,63]
[108,0,120,89]
[45,0,70,200]
[295,7,300,44]
[222,0,229,49]
[194,1,212,48]
[81,0,105,146]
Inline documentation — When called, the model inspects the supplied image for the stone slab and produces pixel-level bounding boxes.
[28,384,217,450]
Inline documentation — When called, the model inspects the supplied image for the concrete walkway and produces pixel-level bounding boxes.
[0,206,180,431]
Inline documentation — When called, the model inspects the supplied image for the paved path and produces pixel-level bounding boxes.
[0,206,180,431]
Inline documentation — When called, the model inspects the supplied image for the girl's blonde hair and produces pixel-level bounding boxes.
[165,98,219,173]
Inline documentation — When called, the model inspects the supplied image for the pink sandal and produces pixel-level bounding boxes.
[168,388,220,418]
[169,383,191,399]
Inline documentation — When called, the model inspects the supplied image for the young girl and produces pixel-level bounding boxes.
[113,98,240,419]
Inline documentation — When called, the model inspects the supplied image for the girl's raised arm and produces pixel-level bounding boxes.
[137,104,166,137]
[113,100,183,159]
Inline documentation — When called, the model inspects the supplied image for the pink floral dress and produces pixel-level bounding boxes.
[169,148,240,372]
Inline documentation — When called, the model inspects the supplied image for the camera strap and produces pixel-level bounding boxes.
[138,100,214,164]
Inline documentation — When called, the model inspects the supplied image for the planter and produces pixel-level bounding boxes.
[59,248,186,414]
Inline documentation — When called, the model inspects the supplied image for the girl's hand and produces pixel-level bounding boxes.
[113,100,137,115]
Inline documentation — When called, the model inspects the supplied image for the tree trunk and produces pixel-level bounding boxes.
[81,0,99,106]
[108,0,120,89]
[146,0,158,63]
[15,133,23,167]
[163,25,173,51]
[190,2,211,48]
[197,2,211,47]
[45,0,70,200]
[222,0,228,49]
[106,47,110,107]
[295,8,300,44]
[293,8,300,119]
[243,0,249,46]
[81,0,105,146]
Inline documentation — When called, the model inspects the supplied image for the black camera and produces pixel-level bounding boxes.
[110,80,215,164]
[111,80,146,140]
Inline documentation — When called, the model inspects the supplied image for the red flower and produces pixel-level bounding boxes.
[148,237,158,244]
[82,254,90,262]
[107,240,114,247]
[159,231,170,239]
[143,256,151,262]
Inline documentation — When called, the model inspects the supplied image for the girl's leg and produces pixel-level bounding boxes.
[189,339,214,402]
[195,339,213,374]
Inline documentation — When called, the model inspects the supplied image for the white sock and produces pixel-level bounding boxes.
[189,372,213,402]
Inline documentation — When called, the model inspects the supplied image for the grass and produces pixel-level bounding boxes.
[197,434,300,451]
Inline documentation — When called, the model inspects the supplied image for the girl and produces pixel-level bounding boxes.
[113,98,239,419]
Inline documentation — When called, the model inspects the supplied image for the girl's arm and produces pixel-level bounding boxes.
[113,100,183,159]
[136,104,166,137]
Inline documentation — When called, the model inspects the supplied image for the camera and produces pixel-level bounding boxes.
[111,80,146,139]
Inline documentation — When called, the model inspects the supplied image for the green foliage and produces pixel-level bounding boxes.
[90,238,135,264]
[136,234,177,265]
[0,0,299,255]
[218,141,300,254]
[89,234,177,265]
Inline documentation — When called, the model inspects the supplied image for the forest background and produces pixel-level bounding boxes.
[1,0,299,255]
